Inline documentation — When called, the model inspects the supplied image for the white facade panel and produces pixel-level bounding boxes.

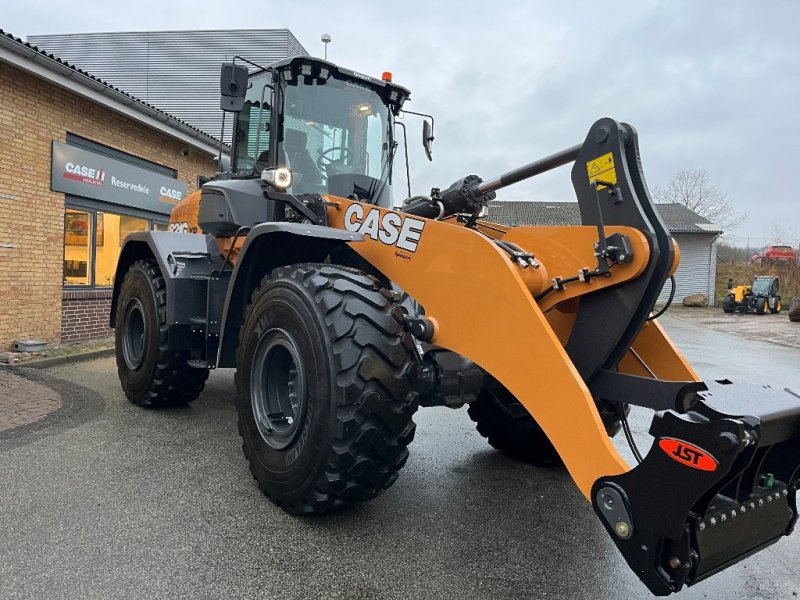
[657,233,719,305]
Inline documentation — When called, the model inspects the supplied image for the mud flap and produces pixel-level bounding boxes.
[592,381,800,596]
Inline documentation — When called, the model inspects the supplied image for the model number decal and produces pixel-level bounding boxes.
[343,204,425,253]
[658,438,718,471]
[168,222,198,234]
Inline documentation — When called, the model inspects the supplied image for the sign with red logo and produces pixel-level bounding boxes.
[63,162,106,186]
[51,141,186,215]
[658,438,718,471]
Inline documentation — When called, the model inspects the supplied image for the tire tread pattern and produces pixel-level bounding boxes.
[235,263,418,514]
[116,259,209,408]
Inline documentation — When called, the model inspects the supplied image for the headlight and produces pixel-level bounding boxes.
[261,167,292,191]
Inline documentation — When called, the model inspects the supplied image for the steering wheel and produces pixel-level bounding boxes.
[317,146,352,172]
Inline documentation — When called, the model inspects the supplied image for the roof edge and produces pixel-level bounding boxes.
[0,29,222,156]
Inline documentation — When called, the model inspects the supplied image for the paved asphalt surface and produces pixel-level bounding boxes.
[1,314,799,599]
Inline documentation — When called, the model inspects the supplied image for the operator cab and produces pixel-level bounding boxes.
[232,57,409,208]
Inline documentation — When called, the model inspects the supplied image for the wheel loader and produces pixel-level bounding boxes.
[110,56,800,596]
[722,275,782,314]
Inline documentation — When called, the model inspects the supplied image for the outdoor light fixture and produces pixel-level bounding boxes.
[261,167,292,190]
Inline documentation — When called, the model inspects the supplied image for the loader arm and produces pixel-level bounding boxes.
[327,198,637,494]
[324,118,800,595]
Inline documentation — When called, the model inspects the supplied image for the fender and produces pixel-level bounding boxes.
[110,232,218,338]
[215,222,364,368]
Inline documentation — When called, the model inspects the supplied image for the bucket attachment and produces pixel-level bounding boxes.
[593,380,800,595]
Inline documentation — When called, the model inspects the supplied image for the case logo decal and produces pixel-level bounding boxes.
[344,204,425,253]
[659,438,718,471]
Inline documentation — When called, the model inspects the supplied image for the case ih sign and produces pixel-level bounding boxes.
[51,141,187,214]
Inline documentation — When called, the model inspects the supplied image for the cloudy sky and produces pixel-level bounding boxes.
[5,1,799,244]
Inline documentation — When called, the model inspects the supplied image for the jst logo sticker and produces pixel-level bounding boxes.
[659,438,718,471]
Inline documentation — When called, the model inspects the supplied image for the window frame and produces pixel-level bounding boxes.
[63,197,168,289]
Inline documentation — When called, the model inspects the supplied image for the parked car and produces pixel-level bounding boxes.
[751,245,798,264]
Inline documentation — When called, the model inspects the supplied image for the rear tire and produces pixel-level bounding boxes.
[769,297,782,314]
[467,386,561,466]
[235,263,418,514]
[114,259,209,407]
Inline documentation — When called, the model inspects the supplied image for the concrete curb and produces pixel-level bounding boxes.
[21,347,115,369]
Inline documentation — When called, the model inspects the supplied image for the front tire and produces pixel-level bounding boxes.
[722,296,735,314]
[235,264,418,514]
[114,259,209,407]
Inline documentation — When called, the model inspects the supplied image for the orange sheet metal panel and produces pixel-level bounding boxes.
[326,198,632,498]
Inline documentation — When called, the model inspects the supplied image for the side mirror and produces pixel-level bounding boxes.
[422,120,434,162]
[220,62,249,112]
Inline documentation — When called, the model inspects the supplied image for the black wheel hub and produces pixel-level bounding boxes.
[122,298,146,370]
[251,329,307,450]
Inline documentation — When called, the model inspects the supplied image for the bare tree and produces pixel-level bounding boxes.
[769,221,800,246]
[652,169,746,231]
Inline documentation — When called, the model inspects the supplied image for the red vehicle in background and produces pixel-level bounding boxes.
[752,245,798,264]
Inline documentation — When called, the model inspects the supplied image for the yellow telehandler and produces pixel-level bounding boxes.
[110,56,800,596]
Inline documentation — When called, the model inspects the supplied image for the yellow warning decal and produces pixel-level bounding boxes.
[586,152,617,189]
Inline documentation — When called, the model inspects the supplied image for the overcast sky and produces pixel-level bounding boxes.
[4,1,799,245]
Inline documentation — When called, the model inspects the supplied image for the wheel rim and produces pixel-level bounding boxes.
[251,329,307,450]
[122,298,146,370]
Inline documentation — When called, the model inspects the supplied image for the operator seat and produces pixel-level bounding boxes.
[284,129,325,189]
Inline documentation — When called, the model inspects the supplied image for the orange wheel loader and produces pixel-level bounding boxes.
[110,56,800,596]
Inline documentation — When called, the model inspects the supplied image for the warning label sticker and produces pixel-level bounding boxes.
[586,152,617,189]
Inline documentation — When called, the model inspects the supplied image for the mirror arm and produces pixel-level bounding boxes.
[394,121,412,198]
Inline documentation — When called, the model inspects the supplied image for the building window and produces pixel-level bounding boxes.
[64,209,92,286]
[63,207,166,287]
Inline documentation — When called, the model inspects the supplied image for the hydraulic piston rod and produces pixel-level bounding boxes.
[403,143,583,219]
[475,143,582,195]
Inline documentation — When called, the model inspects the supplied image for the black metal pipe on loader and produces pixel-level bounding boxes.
[475,143,582,195]
[403,143,582,219]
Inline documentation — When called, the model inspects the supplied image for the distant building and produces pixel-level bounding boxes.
[0,29,221,349]
[486,201,723,305]
[28,30,308,140]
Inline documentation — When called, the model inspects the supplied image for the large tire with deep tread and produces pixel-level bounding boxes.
[115,259,209,407]
[234,263,418,514]
[467,386,561,466]
[722,295,735,314]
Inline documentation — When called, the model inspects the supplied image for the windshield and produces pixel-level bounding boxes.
[752,278,773,296]
[282,74,393,203]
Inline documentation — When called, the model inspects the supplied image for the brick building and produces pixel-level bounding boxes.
[0,30,221,350]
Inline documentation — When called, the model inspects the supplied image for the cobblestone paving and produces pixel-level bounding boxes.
[0,369,62,433]
[0,367,104,447]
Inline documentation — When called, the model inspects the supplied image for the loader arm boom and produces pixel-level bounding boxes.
[327,198,640,495]
[324,118,800,595]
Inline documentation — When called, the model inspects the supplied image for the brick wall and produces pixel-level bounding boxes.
[0,61,216,350]
[61,290,113,343]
